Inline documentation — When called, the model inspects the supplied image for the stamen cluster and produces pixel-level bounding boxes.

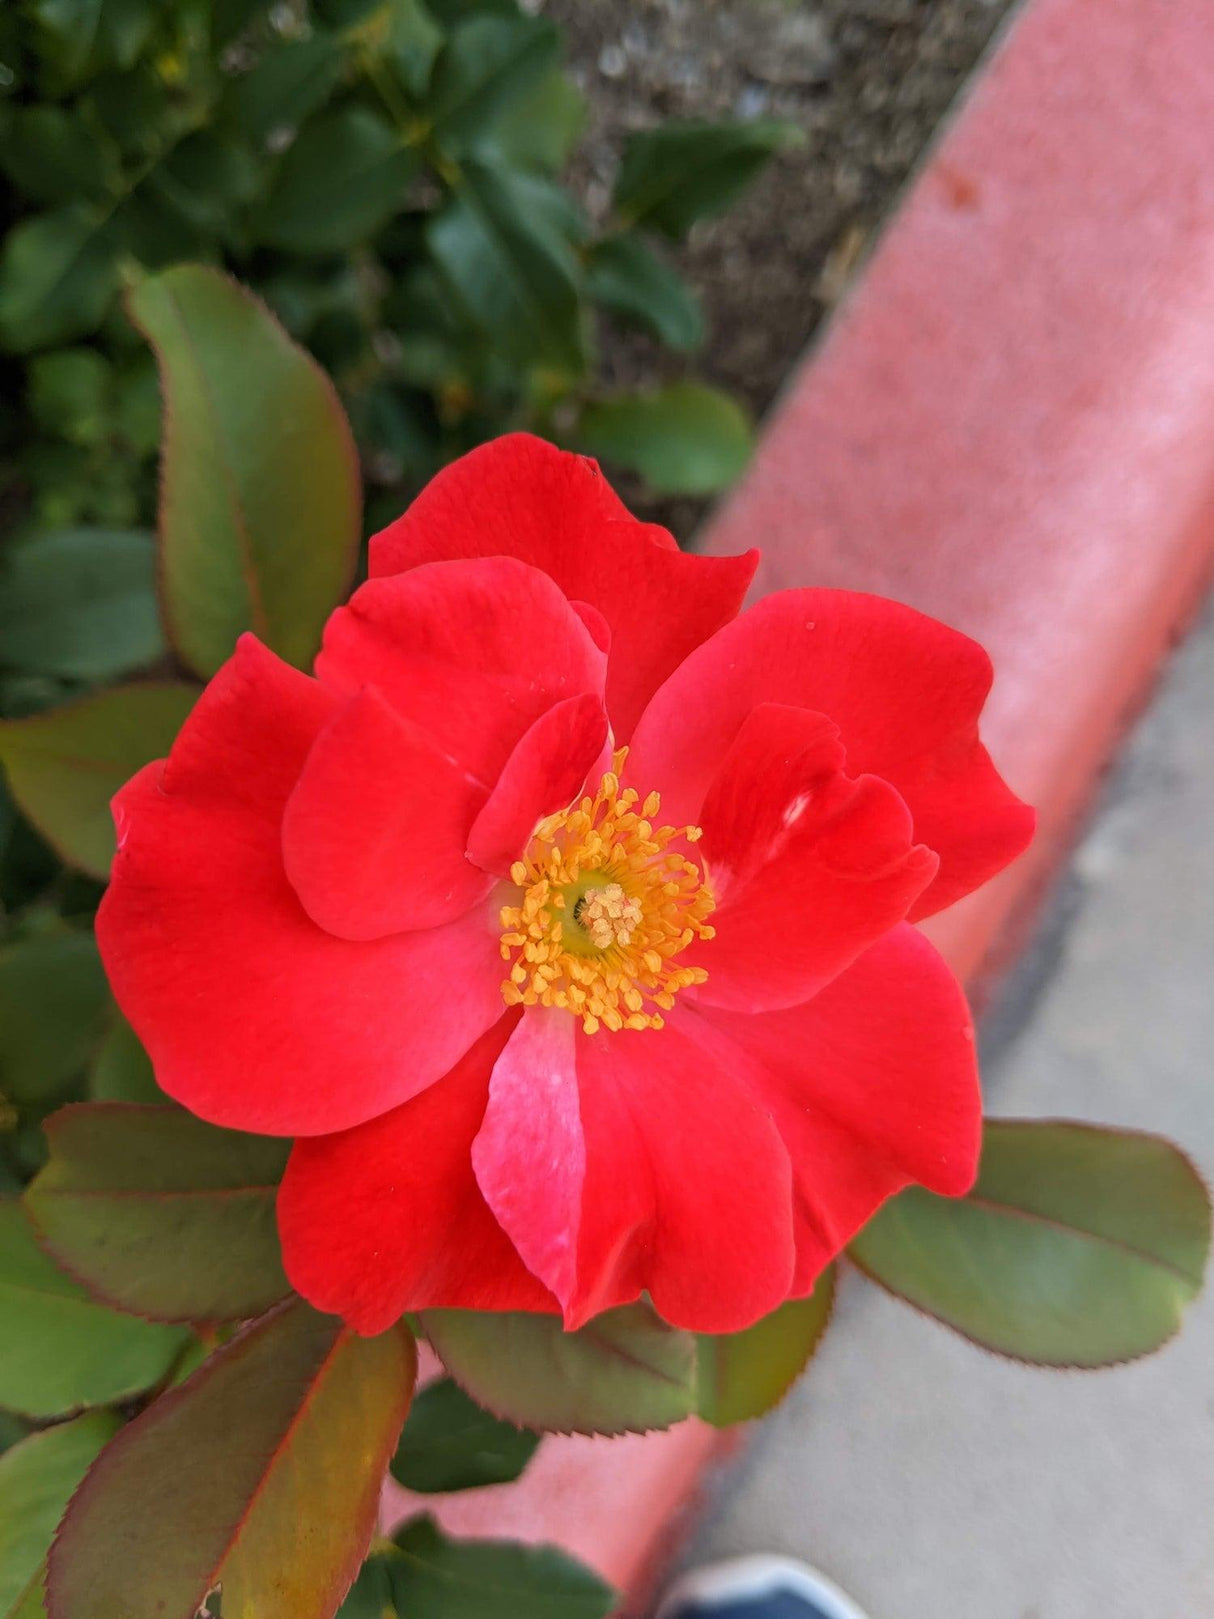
[499,749,716,1033]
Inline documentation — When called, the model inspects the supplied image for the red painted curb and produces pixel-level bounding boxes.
[387,0,1214,1604]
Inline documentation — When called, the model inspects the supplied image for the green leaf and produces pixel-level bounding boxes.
[488,68,585,175]
[0,206,120,355]
[850,1120,1212,1366]
[212,0,270,48]
[47,1299,417,1619]
[220,33,346,146]
[29,0,105,84]
[587,234,704,352]
[427,161,586,375]
[95,0,158,72]
[0,107,112,206]
[378,0,445,99]
[386,1516,616,1619]
[0,1200,186,1419]
[0,1413,119,1619]
[0,530,163,683]
[27,1103,291,1324]
[695,1268,835,1427]
[88,1014,164,1104]
[425,0,517,20]
[336,1553,398,1618]
[426,15,559,155]
[0,934,110,1106]
[259,108,418,253]
[142,131,262,245]
[0,1413,30,1459]
[0,683,197,877]
[577,382,753,495]
[9,1571,51,1619]
[28,349,113,446]
[391,1377,539,1493]
[128,265,361,678]
[423,1303,697,1436]
[613,119,797,240]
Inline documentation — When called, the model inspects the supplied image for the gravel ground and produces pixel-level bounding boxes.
[546,0,1021,530]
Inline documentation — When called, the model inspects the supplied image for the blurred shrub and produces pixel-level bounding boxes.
[0,0,795,544]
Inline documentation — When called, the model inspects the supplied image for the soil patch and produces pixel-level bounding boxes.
[546,0,1020,533]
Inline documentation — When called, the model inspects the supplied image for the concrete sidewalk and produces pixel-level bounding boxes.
[682,606,1214,1619]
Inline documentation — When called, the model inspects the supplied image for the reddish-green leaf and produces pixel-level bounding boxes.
[695,1267,835,1427]
[423,1303,696,1436]
[127,265,361,678]
[26,1104,290,1323]
[0,1412,119,1619]
[47,1298,416,1619]
[850,1120,1211,1365]
[0,682,197,877]
[0,1201,186,1420]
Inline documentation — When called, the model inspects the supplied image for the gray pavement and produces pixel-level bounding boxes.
[684,605,1214,1618]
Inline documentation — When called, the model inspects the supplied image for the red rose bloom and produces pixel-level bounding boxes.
[97,435,1033,1336]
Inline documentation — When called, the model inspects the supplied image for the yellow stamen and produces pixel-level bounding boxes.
[498,747,715,1034]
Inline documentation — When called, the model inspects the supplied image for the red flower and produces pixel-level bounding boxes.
[97,435,1033,1336]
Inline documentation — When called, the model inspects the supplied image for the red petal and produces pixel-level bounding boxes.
[466,695,610,877]
[97,637,504,1137]
[574,1017,797,1332]
[471,1010,585,1311]
[282,686,491,939]
[368,434,757,742]
[316,556,607,787]
[692,925,981,1293]
[629,588,1033,915]
[691,702,847,902]
[279,1017,556,1335]
[687,704,938,1013]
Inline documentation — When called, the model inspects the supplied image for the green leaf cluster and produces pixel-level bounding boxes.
[0,0,781,551]
[1,1096,618,1619]
[339,1517,616,1619]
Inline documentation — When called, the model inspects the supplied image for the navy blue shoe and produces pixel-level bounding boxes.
[657,1556,872,1619]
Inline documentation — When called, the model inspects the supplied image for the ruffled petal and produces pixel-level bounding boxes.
[283,686,491,939]
[97,636,504,1137]
[688,798,935,1013]
[278,1017,556,1335]
[688,741,938,1012]
[690,702,846,903]
[466,695,610,878]
[690,924,981,1294]
[368,434,757,742]
[317,556,607,786]
[629,588,1033,915]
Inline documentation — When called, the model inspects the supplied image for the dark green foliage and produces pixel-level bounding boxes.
[338,1517,617,1619]
[390,1376,540,1493]
[0,0,778,558]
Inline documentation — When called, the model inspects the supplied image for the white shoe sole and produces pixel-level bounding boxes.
[656,1554,873,1619]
